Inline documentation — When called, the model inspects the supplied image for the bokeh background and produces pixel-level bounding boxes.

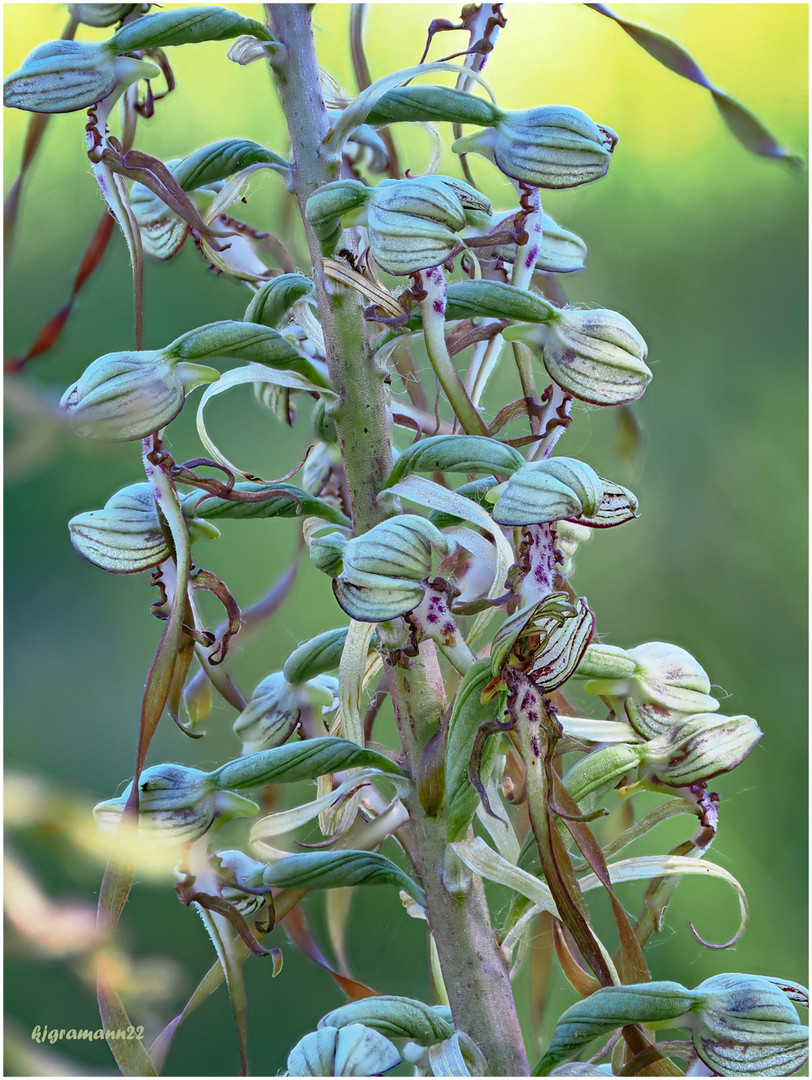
[4,3,808,1076]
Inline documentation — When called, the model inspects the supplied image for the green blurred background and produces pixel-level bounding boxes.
[4,3,808,1075]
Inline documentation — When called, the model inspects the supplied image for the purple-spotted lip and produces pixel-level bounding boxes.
[598,125,619,152]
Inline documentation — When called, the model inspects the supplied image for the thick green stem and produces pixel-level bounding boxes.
[385,637,530,1076]
[268,3,392,533]
[267,8,527,1072]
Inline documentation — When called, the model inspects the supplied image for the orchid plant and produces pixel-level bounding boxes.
[4,3,808,1077]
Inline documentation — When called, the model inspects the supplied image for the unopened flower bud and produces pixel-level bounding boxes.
[644,712,762,786]
[312,398,338,444]
[68,483,219,574]
[69,5,138,28]
[469,210,588,274]
[3,39,158,114]
[319,996,454,1045]
[690,973,810,1076]
[287,1025,401,1078]
[582,641,720,738]
[309,530,349,577]
[93,764,258,844]
[283,628,350,685]
[60,351,219,442]
[538,974,809,1077]
[209,849,268,917]
[492,457,604,526]
[563,743,645,808]
[365,176,491,276]
[244,273,315,329]
[232,672,339,754]
[453,105,617,189]
[508,307,651,407]
[333,515,456,622]
[305,179,371,253]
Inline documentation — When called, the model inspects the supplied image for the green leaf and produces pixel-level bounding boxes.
[386,435,525,486]
[186,482,350,527]
[587,4,802,168]
[97,975,158,1076]
[261,850,425,904]
[211,737,405,790]
[108,6,273,53]
[365,84,500,128]
[445,659,506,842]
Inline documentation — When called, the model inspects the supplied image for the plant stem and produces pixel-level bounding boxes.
[267,8,527,1071]
[417,267,489,436]
[267,3,393,533]
[385,637,530,1076]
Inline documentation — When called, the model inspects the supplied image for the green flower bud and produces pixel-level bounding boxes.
[508,307,651,407]
[232,672,339,754]
[319,997,454,1046]
[365,176,490,276]
[453,105,617,188]
[690,973,810,1076]
[301,442,343,496]
[309,531,350,577]
[576,642,638,681]
[244,273,315,329]
[469,209,588,274]
[644,712,762,786]
[4,39,159,114]
[60,351,219,442]
[305,180,371,253]
[69,483,169,575]
[583,641,720,739]
[553,520,592,577]
[209,849,268,917]
[312,398,338,444]
[287,1024,401,1077]
[537,974,809,1077]
[69,5,138,28]
[563,742,645,807]
[492,457,604,526]
[93,764,258,844]
[333,516,456,622]
[386,433,525,486]
[535,981,701,1075]
[69,483,219,574]
[283,628,350,685]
